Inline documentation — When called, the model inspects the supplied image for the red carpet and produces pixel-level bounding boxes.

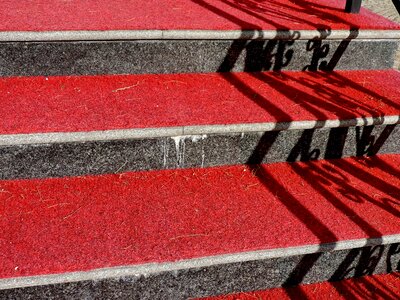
[1,154,399,278]
[201,272,400,300]
[1,0,399,31]
[2,70,400,135]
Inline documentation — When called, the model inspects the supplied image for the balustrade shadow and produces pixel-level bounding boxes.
[247,128,399,298]
[393,0,400,15]
[247,129,399,298]
[190,0,400,295]
[329,275,400,300]
[273,269,400,300]
[387,244,400,272]
[367,155,400,178]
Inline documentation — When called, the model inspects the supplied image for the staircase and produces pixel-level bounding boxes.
[0,0,400,299]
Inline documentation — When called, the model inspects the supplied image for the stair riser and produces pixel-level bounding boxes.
[1,124,398,179]
[2,243,399,299]
[0,39,398,77]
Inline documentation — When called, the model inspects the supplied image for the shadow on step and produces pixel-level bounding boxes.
[2,1,399,179]
[192,0,352,31]
[198,0,400,118]
[204,272,400,300]
[245,118,399,297]
[245,132,400,296]
[196,0,400,295]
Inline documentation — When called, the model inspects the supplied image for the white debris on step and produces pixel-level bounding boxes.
[171,136,186,167]
[166,135,208,168]
[162,139,169,167]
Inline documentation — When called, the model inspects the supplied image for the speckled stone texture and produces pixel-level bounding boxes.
[0,39,398,77]
[2,243,399,300]
[395,43,400,69]
[363,0,400,24]
[1,124,398,179]
[362,0,400,70]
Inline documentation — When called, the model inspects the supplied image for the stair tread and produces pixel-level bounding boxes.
[201,272,400,300]
[1,154,399,279]
[1,0,399,32]
[2,70,400,136]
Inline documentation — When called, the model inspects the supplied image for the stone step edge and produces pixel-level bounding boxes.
[1,29,400,42]
[2,115,399,146]
[1,234,399,291]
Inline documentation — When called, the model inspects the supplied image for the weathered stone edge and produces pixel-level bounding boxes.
[1,234,399,291]
[0,29,400,42]
[1,115,399,146]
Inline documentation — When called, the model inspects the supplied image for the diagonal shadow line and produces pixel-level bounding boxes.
[291,127,400,217]
[218,39,391,124]
[279,266,400,300]
[386,244,400,272]
[200,2,400,117]
[330,263,400,300]
[326,72,400,111]
[216,31,398,123]
[283,252,323,289]
[197,0,389,118]
[392,0,400,15]
[363,274,400,299]
[280,127,399,292]
[289,0,345,12]
[320,28,359,71]
[246,131,337,241]
[246,143,336,296]
[367,155,400,178]
[356,124,397,156]
[191,0,264,29]
[287,132,393,235]
[244,127,399,290]
[293,160,400,224]
[197,0,360,29]
[192,0,399,291]
[249,48,400,119]
[218,72,293,120]
[329,245,386,296]
[217,0,315,29]
[248,71,383,120]
[328,155,400,197]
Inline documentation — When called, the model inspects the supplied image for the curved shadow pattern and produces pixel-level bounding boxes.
[191,0,400,296]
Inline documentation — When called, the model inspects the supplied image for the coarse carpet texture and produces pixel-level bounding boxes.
[2,70,400,134]
[1,0,399,31]
[0,154,399,279]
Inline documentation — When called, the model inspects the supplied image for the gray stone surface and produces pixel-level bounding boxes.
[362,0,400,69]
[0,39,398,77]
[395,42,400,69]
[2,243,399,299]
[363,0,400,23]
[1,124,398,179]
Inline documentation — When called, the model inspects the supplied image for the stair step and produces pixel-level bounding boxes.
[1,1,399,298]
[1,37,398,77]
[1,70,399,179]
[1,0,399,32]
[1,2,399,77]
[2,70,400,135]
[200,272,400,300]
[1,154,400,298]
